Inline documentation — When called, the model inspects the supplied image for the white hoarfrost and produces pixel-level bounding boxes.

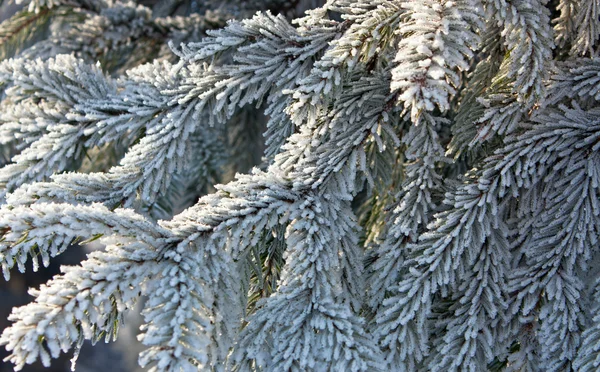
[0,0,599,371]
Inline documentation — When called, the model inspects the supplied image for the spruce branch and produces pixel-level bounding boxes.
[574,278,600,371]
[233,196,382,371]
[546,58,600,106]
[486,0,553,102]
[0,7,53,61]
[0,202,170,279]
[391,0,483,121]
[1,1,599,370]
[0,239,158,371]
[0,55,116,195]
[367,112,447,315]
[571,0,600,56]
[553,0,578,50]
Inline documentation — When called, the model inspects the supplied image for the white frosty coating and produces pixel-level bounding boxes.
[372,105,600,371]
[487,0,553,100]
[0,56,116,195]
[0,237,160,370]
[575,276,600,370]
[546,58,600,106]
[445,0,554,152]
[366,113,448,316]
[292,1,405,103]
[1,8,399,370]
[0,12,341,208]
[0,203,170,280]
[180,11,339,159]
[232,195,382,371]
[444,24,504,157]
[570,0,600,56]
[506,106,600,371]
[1,0,600,371]
[12,0,227,68]
[391,0,483,121]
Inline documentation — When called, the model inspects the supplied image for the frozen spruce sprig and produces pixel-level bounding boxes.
[0,56,210,206]
[391,0,483,121]
[292,0,405,106]
[372,163,511,371]
[507,105,600,371]
[569,0,600,56]
[0,55,116,196]
[0,201,173,369]
[0,42,397,371]
[233,195,382,371]
[1,238,160,371]
[366,112,447,319]
[575,277,600,371]
[179,10,341,158]
[0,202,168,279]
[372,102,600,370]
[486,0,554,102]
[0,11,336,209]
[2,0,600,371]
[464,0,554,144]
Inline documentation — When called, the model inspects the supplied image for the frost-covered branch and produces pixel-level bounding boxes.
[0,202,169,279]
[374,102,600,369]
[471,0,554,142]
[233,196,381,371]
[486,0,553,101]
[575,278,600,370]
[367,113,447,313]
[1,1,599,370]
[0,55,116,195]
[391,0,483,121]
[571,0,600,55]
[0,235,168,370]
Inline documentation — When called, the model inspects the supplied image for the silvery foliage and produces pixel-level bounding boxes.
[0,0,599,371]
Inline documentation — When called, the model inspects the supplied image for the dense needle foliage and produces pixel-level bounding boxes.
[0,0,599,371]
